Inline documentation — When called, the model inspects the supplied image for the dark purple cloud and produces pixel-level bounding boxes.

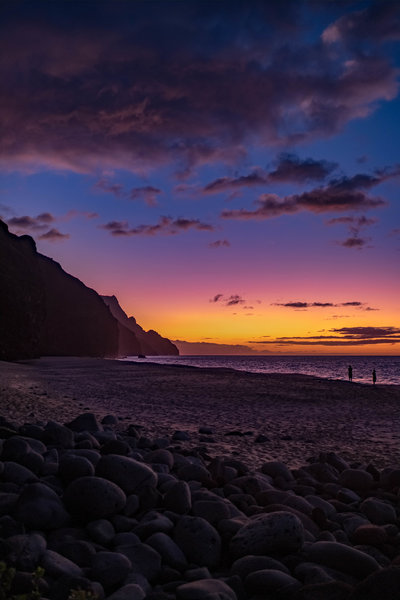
[339,236,369,249]
[38,228,70,242]
[94,178,124,198]
[129,186,161,207]
[249,326,400,347]
[274,300,374,310]
[7,213,56,231]
[208,239,231,248]
[100,216,214,237]
[203,172,268,194]
[209,293,246,307]
[322,3,400,46]
[0,2,398,174]
[268,153,337,183]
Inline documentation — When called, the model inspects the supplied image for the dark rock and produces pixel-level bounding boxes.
[349,567,400,599]
[231,555,290,579]
[306,541,380,580]
[91,550,131,589]
[360,498,396,525]
[14,482,69,529]
[1,533,46,570]
[146,532,188,571]
[64,476,126,519]
[176,579,237,599]
[174,516,221,568]
[230,511,304,558]
[294,581,353,600]
[244,569,301,595]
[41,549,82,578]
[107,584,146,600]
[96,454,157,494]
[58,455,95,483]
[66,413,102,433]
[163,481,192,514]
[338,469,373,492]
[115,541,161,581]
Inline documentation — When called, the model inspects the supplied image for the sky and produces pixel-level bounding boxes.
[1,0,399,355]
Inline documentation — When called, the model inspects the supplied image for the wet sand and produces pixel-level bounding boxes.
[1,356,400,468]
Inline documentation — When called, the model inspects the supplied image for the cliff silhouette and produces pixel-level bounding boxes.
[0,220,177,360]
[102,295,179,356]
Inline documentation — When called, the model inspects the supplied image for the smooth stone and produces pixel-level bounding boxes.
[230,511,304,558]
[192,500,232,525]
[354,545,391,567]
[66,413,102,432]
[96,454,157,494]
[174,516,221,568]
[231,555,290,579]
[100,439,130,455]
[0,492,19,516]
[245,569,301,595]
[58,455,95,483]
[145,450,174,470]
[304,463,339,483]
[86,519,115,545]
[3,533,46,570]
[14,482,69,529]
[338,469,373,492]
[91,551,131,589]
[134,511,174,539]
[64,476,126,519]
[101,415,119,425]
[349,567,400,599]
[41,549,82,578]
[294,562,334,585]
[336,487,361,503]
[307,541,381,579]
[51,539,96,568]
[178,464,211,485]
[43,421,74,448]
[351,524,388,546]
[360,498,396,525]
[261,461,294,482]
[115,542,161,581]
[176,579,237,600]
[163,480,192,514]
[295,581,353,599]
[146,532,188,571]
[232,474,273,495]
[3,461,38,485]
[172,431,191,441]
[305,495,337,518]
[107,584,145,600]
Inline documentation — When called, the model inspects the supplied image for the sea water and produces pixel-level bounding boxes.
[121,355,400,385]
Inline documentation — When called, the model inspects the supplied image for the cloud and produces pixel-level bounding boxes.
[38,228,70,242]
[268,153,337,183]
[209,293,246,307]
[203,153,338,194]
[226,294,245,306]
[129,186,161,207]
[173,340,269,355]
[210,294,224,303]
[221,164,399,220]
[339,236,369,249]
[7,213,56,232]
[0,3,398,174]
[94,178,124,198]
[208,239,230,248]
[249,326,400,347]
[100,216,214,237]
[322,3,400,46]
[274,300,375,310]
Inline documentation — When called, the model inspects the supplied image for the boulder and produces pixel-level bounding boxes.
[64,476,126,519]
[96,454,157,494]
[174,516,221,568]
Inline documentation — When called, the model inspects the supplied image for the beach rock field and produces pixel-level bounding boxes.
[1,411,400,600]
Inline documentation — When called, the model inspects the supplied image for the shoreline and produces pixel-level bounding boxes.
[1,356,400,469]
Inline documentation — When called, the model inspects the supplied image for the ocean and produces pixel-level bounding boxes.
[121,354,400,386]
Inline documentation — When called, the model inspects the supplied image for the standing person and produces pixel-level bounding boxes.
[372,369,377,385]
[348,365,353,382]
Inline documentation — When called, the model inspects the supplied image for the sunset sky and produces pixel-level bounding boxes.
[1,0,399,354]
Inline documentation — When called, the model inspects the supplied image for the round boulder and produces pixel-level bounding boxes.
[176,579,237,600]
[96,454,157,494]
[174,516,221,568]
[14,483,69,529]
[91,551,131,589]
[230,511,304,558]
[64,476,126,519]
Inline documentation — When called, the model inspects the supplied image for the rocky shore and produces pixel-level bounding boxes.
[1,409,400,600]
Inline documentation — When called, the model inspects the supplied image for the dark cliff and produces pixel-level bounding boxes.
[102,295,179,356]
[0,221,119,359]
[0,221,45,360]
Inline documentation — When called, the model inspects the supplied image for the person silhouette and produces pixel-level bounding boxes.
[372,369,376,385]
[348,365,353,382]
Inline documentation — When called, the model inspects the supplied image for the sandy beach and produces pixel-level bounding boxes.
[1,356,400,469]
